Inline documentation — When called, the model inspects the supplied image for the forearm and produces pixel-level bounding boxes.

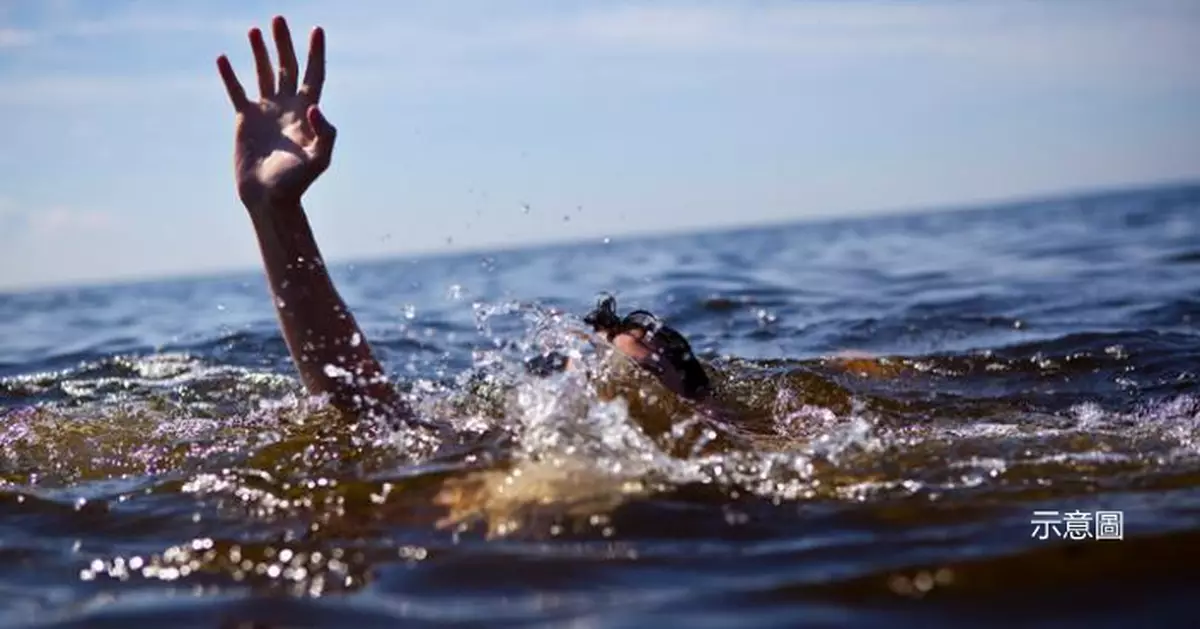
[248,201,410,422]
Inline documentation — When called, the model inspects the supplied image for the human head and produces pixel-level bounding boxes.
[583,295,711,401]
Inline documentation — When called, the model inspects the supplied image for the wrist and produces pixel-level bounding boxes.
[244,194,303,223]
[240,181,305,215]
[246,196,321,260]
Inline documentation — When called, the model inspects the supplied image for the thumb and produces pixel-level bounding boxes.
[307,104,337,156]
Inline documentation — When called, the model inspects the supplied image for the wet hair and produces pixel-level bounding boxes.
[583,295,711,401]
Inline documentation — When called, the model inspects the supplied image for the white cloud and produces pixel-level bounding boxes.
[0,74,211,106]
[0,204,115,237]
[295,2,1200,95]
[0,27,37,47]
[28,207,113,234]
[535,3,1200,85]
[5,3,245,43]
[59,14,245,38]
[3,1,1197,106]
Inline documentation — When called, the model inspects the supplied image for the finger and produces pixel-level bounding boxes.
[249,27,275,99]
[300,26,326,102]
[272,15,299,96]
[216,55,249,111]
[307,104,336,142]
[307,105,337,164]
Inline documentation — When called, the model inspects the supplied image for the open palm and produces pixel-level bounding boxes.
[217,16,334,208]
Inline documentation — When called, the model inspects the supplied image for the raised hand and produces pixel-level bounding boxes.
[211,17,423,431]
[216,16,334,209]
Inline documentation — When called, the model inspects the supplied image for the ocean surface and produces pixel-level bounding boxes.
[2,182,1199,628]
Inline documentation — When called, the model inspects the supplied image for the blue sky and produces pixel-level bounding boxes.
[1,0,1198,291]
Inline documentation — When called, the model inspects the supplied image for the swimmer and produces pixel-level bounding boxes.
[215,16,724,428]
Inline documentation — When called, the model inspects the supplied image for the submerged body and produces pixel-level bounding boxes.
[215,17,741,438]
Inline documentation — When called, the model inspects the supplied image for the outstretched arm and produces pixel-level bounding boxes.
[216,17,411,424]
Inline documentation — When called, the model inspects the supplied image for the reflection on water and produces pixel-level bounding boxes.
[2,182,1200,627]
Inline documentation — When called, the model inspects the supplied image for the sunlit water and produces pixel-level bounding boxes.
[2,183,1199,628]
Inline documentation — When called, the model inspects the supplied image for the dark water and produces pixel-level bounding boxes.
[2,182,1199,628]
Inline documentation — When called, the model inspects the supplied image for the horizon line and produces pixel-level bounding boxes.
[3,175,1197,296]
